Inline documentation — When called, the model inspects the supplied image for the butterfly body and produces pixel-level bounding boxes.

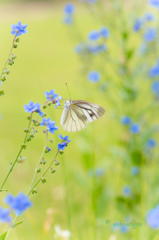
[61,99,106,132]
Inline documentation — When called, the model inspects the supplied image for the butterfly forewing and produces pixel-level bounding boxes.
[72,100,106,123]
[61,100,106,132]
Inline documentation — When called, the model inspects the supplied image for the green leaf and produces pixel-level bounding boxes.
[0,189,8,192]
[12,220,24,228]
[0,231,7,240]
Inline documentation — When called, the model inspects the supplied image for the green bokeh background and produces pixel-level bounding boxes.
[0,1,152,240]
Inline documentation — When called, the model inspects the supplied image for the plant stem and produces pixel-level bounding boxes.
[0,113,33,190]
[0,32,18,81]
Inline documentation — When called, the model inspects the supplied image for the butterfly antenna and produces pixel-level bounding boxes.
[65,83,71,100]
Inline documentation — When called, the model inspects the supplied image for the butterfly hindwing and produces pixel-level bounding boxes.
[72,100,106,123]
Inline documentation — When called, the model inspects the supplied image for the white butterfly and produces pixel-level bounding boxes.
[61,99,106,132]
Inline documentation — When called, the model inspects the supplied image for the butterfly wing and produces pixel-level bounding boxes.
[61,105,88,132]
[72,100,106,123]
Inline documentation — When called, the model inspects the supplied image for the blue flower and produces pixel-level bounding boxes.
[11,21,28,36]
[121,116,132,125]
[151,81,159,97]
[144,28,156,42]
[146,139,157,148]
[100,27,110,38]
[64,4,75,14]
[4,193,32,216]
[133,19,143,32]
[55,96,62,109]
[45,146,51,153]
[123,185,131,197]
[149,0,159,8]
[0,207,12,223]
[121,225,128,233]
[59,134,71,142]
[45,89,59,100]
[58,142,67,150]
[47,121,58,134]
[88,30,100,41]
[145,12,155,21]
[130,123,141,134]
[35,103,43,117]
[24,101,36,113]
[63,15,73,25]
[149,61,159,78]
[40,117,51,126]
[131,166,140,176]
[88,71,101,83]
[146,205,159,228]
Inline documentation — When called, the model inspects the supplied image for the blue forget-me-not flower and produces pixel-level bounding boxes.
[11,21,28,36]
[88,71,101,82]
[146,205,159,228]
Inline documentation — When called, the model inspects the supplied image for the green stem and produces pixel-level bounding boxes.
[0,32,18,81]
[27,149,59,196]
[26,130,48,195]
[0,113,33,190]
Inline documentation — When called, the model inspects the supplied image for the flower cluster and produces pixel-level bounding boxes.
[0,192,32,224]
[58,134,71,151]
[63,4,75,25]
[11,21,28,37]
[121,116,141,134]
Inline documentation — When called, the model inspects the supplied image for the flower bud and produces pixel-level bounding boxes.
[21,143,27,149]
[15,38,20,42]
[26,138,31,142]
[13,43,18,48]
[3,69,10,74]
[11,54,17,60]
[55,160,60,166]
[17,156,26,163]
[43,113,47,117]
[48,102,52,106]
[8,59,14,65]
[24,128,29,133]
[50,167,56,174]
[36,168,41,173]
[40,157,47,165]
[32,188,37,194]
[27,115,31,120]
[41,177,47,184]
[42,104,47,109]
[49,139,54,143]
[45,147,51,153]
[29,132,34,138]
[0,90,4,96]
[1,75,6,82]
[59,150,64,155]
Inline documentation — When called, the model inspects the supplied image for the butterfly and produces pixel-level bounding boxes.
[60,99,106,132]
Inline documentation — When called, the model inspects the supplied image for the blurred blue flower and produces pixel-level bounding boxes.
[131,166,140,175]
[121,225,128,233]
[35,103,43,117]
[121,116,132,125]
[149,61,159,78]
[152,81,159,95]
[40,117,51,126]
[11,21,28,36]
[47,121,58,134]
[100,27,110,38]
[95,167,105,176]
[55,96,62,109]
[123,185,131,197]
[145,12,155,21]
[45,89,59,100]
[149,0,159,8]
[0,207,12,223]
[24,101,36,113]
[146,139,157,148]
[98,44,107,52]
[130,123,141,134]
[133,19,142,32]
[58,142,67,150]
[146,205,159,228]
[144,28,156,42]
[63,15,73,25]
[45,146,51,153]
[64,3,75,14]
[88,30,100,41]
[4,192,32,216]
[88,71,101,82]
[59,134,71,142]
